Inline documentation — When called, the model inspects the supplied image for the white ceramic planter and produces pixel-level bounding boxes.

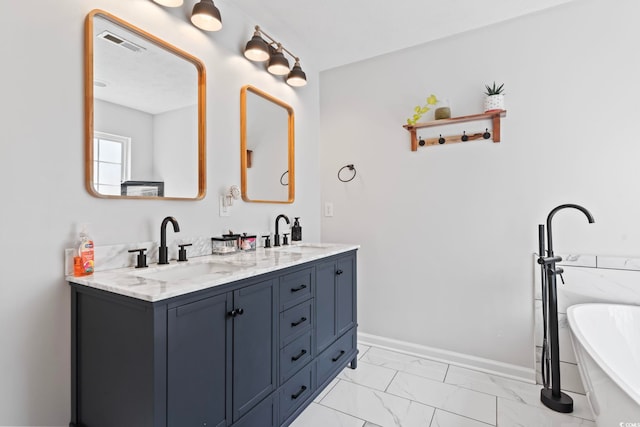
[484,94,504,112]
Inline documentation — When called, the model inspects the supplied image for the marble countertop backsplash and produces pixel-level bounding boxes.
[65,241,359,302]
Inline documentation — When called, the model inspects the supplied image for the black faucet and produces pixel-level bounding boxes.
[546,204,595,257]
[538,203,594,413]
[159,216,180,264]
[273,214,290,247]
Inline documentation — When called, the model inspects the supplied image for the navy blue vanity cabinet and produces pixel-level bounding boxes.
[69,249,357,427]
[231,280,278,422]
[314,253,358,387]
[167,293,230,427]
[168,278,277,427]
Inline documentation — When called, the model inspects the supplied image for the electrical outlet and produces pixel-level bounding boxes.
[219,196,230,217]
[324,202,334,217]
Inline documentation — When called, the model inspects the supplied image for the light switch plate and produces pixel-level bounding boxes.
[324,202,334,217]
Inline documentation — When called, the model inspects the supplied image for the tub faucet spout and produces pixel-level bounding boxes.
[546,204,595,257]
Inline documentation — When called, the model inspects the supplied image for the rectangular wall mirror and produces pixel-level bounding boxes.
[240,85,295,204]
[85,10,206,200]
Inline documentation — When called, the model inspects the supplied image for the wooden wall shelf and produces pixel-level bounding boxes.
[403,110,507,151]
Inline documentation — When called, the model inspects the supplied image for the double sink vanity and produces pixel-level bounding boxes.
[68,242,358,427]
[76,8,353,426]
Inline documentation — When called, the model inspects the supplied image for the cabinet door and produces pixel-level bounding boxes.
[233,279,277,422]
[315,259,337,354]
[167,294,230,427]
[336,255,356,336]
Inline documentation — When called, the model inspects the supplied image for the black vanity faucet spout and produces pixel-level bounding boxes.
[274,214,290,247]
[159,216,180,264]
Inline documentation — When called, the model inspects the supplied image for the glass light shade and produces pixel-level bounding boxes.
[191,0,222,32]
[286,63,307,87]
[267,50,290,76]
[153,0,184,7]
[244,35,270,62]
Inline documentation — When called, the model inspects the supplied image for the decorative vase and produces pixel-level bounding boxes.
[484,94,504,112]
[435,99,451,120]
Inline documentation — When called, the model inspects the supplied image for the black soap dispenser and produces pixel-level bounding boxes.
[291,217,302,242]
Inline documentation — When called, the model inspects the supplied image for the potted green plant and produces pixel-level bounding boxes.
[406,94,438,126]
[484,82,505,112]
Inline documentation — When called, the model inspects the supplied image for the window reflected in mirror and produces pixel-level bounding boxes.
[85,10,206,200]
[240,85,294,204]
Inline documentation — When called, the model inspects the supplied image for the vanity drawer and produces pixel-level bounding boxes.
[280,300,312,348]
[317,328,356,386]
[280,332,312,384]
[279,362,314,423]
[279,267,313,312]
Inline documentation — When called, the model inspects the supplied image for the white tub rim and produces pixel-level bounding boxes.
[567,302,640,406]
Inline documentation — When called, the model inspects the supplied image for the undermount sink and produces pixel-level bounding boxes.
[274,243,335,253]
[133,261,244,282]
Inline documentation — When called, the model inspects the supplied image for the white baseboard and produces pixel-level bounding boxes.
[358,332,536,384]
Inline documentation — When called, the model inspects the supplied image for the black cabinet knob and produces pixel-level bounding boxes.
[336,269,344,275]
[228,308,244,317]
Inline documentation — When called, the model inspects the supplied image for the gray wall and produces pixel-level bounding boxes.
[320,0,640,380]
[0,0,321,425]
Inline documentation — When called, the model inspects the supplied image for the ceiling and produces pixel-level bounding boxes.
[230,0,576,71]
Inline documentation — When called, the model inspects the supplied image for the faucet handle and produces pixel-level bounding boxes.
[178,243,192,262]
[282,233,290,246]
[128,248,148,269]
[262,235,271,248]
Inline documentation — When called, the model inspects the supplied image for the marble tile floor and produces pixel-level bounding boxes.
[290,344,595,427]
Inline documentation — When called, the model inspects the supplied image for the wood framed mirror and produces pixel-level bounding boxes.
[85,10,206,200]
[240,85,295,204]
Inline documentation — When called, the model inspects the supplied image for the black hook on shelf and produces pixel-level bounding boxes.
[438,134,446,145]
[338,164,357,183]
[280,170,289,186]
[418,136,425,147]
[461,131,469,142]
[483,128,491,139]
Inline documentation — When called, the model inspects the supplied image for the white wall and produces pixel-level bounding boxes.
[0,0,320,425]
[154,105,198,196]
[320,0,640,379]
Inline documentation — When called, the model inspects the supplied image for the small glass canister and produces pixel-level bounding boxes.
[211,235,239,255]
[239,234,257,251]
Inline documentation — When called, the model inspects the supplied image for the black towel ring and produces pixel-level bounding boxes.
[280,170,289,186]
[338,164,357,183]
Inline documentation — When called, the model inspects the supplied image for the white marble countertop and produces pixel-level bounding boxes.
[67,243,359,302]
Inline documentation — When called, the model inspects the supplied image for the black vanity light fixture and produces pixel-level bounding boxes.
[244,26,307,87]
[190,0,222,32]
[151,0,222,32]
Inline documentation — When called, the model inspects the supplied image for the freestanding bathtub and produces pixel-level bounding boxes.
[567,303,640,426]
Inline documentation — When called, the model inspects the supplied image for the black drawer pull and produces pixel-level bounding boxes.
[291,317,307,327]
[332,350,346,362]
[291,284,307,293]
[336,269,344,275]
[291,349,307,362]
[291,385,307,400]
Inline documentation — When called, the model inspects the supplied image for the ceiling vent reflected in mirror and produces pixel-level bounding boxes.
[97,30,146,53]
